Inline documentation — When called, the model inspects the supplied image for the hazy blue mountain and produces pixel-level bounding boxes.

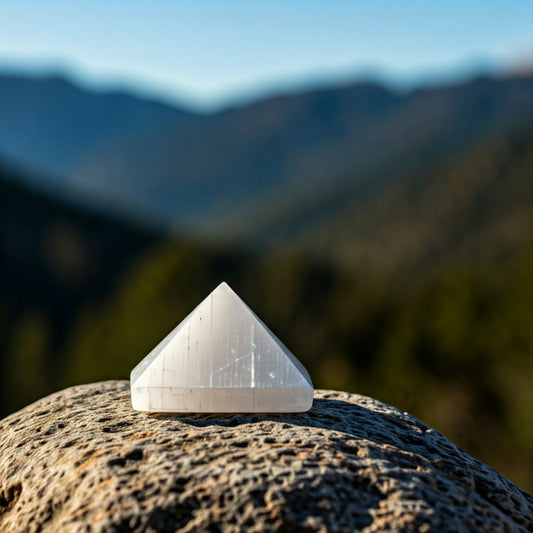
[0,73,196,184]
[1,71,533,240]
[67,74,533,233]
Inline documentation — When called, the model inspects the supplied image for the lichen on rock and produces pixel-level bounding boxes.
[0,381,531,532]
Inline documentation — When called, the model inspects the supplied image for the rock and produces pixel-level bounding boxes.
[0,381,531,533]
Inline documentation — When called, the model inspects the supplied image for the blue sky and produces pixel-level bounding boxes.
[0,1,532,109]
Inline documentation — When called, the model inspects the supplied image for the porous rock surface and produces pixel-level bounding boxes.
[0,381,531,533]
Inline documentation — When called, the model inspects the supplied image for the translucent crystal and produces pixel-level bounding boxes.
[130,282,313,412]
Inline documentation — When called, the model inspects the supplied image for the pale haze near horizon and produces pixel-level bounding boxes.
[0,0,532,110]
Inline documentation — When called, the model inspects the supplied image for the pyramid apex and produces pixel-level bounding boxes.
[212,282,241,301]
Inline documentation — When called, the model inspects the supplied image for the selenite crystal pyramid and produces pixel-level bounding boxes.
[130,282,314,413]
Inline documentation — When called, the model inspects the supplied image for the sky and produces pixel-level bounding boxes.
[0,1,532,109]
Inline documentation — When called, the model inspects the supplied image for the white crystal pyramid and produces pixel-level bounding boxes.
[130,282,313,413]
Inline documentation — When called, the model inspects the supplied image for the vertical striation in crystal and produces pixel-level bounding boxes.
[130,282,313,412]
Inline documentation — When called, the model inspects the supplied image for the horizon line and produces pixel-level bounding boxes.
[0,56,532,114]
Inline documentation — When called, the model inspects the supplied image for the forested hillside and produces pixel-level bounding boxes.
[251,124,533,278]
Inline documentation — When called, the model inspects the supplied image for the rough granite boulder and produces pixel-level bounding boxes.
[0,381,531,532]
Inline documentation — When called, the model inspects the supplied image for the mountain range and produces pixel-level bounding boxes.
[2,70,533,276]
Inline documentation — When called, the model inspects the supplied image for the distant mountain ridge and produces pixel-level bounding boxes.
[0,73,196,183]
[2,71,533,260]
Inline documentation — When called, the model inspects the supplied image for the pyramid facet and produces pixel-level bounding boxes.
[130,282,314,412]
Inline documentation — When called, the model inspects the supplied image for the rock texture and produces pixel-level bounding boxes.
[0,381,531,533]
